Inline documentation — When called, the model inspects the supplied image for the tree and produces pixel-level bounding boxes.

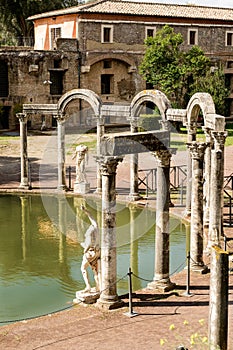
[139,25,229,113]
[0,0,80,44]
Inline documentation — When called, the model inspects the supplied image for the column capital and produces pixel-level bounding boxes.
[186,124,197,136]
[16,113,28,123]
[98,156,123,175]
[211,131,228,151]
[54,113,67,124]
[187,142,208,160]
[202,126,214,144]
[152,149,171,167]
[159,120,172,131]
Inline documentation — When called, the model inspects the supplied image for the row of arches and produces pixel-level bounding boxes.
[17,88,226,306]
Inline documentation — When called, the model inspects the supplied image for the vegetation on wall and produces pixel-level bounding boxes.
[140,25,229,115]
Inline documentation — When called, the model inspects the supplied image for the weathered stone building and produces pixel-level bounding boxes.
[1,0,233,129]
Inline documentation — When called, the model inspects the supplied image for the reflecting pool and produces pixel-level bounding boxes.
[0,194,187,325]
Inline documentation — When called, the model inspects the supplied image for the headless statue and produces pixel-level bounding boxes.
[72,144,88,183]
[80,205,101,292]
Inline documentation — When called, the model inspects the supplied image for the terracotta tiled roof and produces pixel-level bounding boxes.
[28,0,233,21]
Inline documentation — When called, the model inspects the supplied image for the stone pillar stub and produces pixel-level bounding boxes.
[187,142,208,273]
[148,149,175,292]
[17,113,30,190]
[97,156,125,309]
[208,131,227,248]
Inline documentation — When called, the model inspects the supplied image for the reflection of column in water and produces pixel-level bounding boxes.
[73,197,86,244]
[129,205,139,292]
[20,195,30,260]
[58,197,67,263]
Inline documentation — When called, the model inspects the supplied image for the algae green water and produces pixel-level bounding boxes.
[0,194,187,325]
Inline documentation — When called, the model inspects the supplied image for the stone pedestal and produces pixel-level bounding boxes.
[74,181,90,194]
[73,290,100,304]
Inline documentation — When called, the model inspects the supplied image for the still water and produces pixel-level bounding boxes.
[0,194,187,325]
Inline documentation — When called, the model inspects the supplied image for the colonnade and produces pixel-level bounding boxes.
[18,89,227,310]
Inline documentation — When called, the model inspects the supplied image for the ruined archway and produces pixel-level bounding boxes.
[57,88,102,118]
[130,89,171,121]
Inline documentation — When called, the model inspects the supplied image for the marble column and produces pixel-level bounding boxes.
[187,142,208,273]
[185,125,196,216]
[97,156,124,309]
[148,149,175,292]
[202,127,213,229]
[56,115,67,191]
[95,117,105,194]
[208,132,227,248]
[128,119,141,201]
[17,113,30,189]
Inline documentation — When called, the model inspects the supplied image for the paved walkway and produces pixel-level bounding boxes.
[0,130,233,349]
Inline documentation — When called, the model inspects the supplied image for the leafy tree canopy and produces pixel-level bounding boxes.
[0,0,80,41]
[140,25,229,114]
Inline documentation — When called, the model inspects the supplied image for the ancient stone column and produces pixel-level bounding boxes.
[17,113,30,189]
[95,117,105,194]
[148,149,175,292]
[185,125,196,216]
[202,127,212,230]
[56,115,67,191]
[97,156,124,309]
[128,119,141,201]
[208,131,227,247]
[187,142,208,273]
[208,246,229,350]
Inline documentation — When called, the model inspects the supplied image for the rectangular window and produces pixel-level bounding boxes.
[101,25,113,43]
[101,74,113,94]
[103,60,112,69]
[188,29,198,45]
[50,27,61,49]
[50,70,63,95]
[145,27,156,39]
[0,61,9,97]
[226,32,233,46]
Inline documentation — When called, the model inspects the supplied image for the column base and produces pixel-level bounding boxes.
[147,278,176,293]
[190,263,209,274]
[57,185,68,192]
[96,296,125,310]
[74,182,90,194]
[18,184,31,190]
[126,193,142,202]
[73,289,100,304]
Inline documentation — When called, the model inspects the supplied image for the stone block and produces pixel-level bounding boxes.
[74,182,90,194]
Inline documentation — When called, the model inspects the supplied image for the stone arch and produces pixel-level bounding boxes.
[130,90,171,121]
[87,54,136,69]
[57,88,102,118]
[186,92,216,129]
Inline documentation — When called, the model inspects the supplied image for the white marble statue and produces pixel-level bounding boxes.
[72,144,88,183]
[80,205,101,292]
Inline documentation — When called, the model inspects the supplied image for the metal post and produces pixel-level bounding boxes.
[183,251,193,297]
[124,267,138,317]
[68,166,72,190]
